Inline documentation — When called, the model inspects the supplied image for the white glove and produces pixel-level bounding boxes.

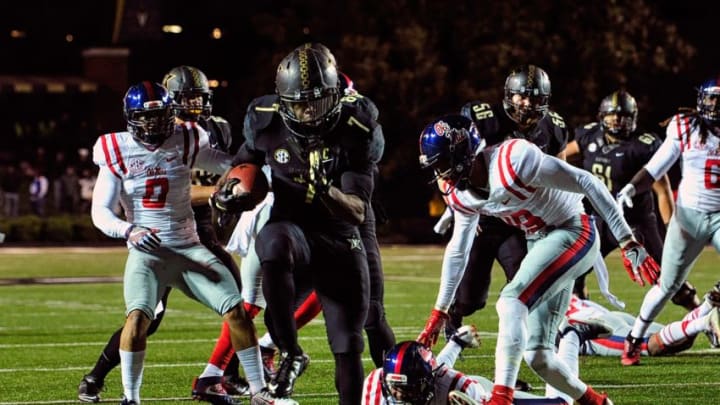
[433,207,454,235]
[126,225,161,252]
[616,183,636,213]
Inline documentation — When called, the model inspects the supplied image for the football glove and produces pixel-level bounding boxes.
[210,178,256,213]
[417,309,449,349]
[307,148,331,196]
[616,183,636,213]
[620,239,660,287]
[126,225,161,253]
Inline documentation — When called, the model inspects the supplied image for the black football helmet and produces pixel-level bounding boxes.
[697,76,720,126]
[162,65,213,121]
[276,47,342,138]
[503,64,552,128]
[123,81,175,149]
[598,90,638,138]
[381,341,436,405]
[419,114,484,186]
[295,42,337,67]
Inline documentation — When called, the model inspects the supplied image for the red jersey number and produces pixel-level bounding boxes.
[142,178,169,208]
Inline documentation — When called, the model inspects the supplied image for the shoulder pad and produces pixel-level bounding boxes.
[341,93,379,120]
[460,100,497,123]
[243,94,281,146]
[542,110,567,129]
[337,99,378,136]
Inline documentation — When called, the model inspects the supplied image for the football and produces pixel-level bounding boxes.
[223,163,269,209]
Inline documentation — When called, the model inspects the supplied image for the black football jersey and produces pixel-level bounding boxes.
[191,115,238,187]
[234,93,384,232]
[574,122,662,219]
[460,101,568,156]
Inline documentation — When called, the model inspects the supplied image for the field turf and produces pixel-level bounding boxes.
[1,245,720,404]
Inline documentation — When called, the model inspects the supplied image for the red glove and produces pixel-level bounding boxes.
[621,240,660,287]
[417,309,449,349]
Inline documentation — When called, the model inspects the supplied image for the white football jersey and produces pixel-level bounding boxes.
[433,138,631,311]
[444,139,585,232]
[91,122,233,246]
[645,114,720,212]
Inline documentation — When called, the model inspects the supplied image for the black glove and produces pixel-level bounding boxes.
[210,178,256,213]
[126,225,161,252]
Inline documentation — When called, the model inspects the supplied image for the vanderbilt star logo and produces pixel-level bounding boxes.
[348,236,363,251]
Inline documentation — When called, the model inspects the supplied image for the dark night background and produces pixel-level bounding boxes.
[0,0,717,241]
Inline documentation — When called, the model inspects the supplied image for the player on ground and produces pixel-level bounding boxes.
[418,114,658,405]
[616,77,720,365]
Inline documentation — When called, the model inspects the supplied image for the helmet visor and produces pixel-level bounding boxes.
[281,92,340,127]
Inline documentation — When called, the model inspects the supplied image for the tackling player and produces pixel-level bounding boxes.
[418,114,658,405]
[436,65,569,351]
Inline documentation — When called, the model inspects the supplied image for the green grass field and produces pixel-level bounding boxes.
[2,245,720,404]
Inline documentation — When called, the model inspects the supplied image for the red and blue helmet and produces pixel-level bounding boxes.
[419,114,484,185]
[381,341,437,404]
[697,76,720,126]
[123,81,175,149]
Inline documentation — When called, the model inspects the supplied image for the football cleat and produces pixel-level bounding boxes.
[268,352,310,398]
[451,325,481,349]
[250,388,299,405]
[620,335,642,366]
[191,376,239,405]
[448,390,482,405]
[78,374,104,403]
[708,307,720,347]
[261,346,277,382]
[705,281,720,307]
[221,374,250,396]
[120,396,138,405]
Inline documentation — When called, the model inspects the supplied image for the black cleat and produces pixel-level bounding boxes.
[268,352,310,398]
[78,374,104,403]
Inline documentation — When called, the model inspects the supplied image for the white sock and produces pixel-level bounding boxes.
[120,349,145,403]
[435,340,462,367]
[199,364,224,379]
[237,346,265,394]
[632,285,667,338]
[493,297,527,388]
[258,333,276,350]
[544,332,582,404]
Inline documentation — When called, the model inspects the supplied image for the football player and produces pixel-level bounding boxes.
[88,81,267,405]
[418,114,658,405]
[435,65,569,351]
[77,67,254,405]
[616,76,720,366]
[564,90,700,313]
[363,327,573,405]
[562,289,720,358]
[202,44,394,394]
[213,46,384,404]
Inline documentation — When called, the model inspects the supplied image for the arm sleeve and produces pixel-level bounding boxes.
[434,209,480,312]
[90,166,132,239]
[644,131,681,181]
[532,155,633,243]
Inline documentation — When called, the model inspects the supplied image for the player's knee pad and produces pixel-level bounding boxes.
[671,281,700,310]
